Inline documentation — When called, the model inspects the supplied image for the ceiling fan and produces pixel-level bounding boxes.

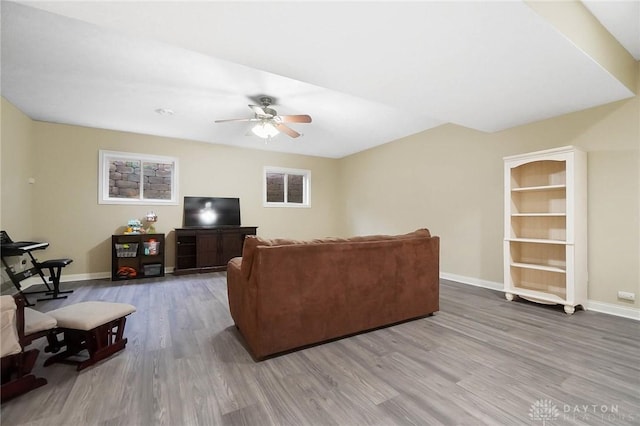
[215,96,312,139]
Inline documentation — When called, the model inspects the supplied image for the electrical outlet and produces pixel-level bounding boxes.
[617,291,636,301]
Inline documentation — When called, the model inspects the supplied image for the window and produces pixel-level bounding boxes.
[99,150,179,205]
[264,167,311,207]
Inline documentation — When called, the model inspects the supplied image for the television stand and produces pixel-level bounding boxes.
[174,226,257,275]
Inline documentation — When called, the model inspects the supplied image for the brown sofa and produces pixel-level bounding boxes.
[226,229,440,360]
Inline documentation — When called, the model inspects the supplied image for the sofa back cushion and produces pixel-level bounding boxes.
[240,235,307,279]
[240,228,432,280]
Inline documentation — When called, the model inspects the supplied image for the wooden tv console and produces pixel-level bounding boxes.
[174,227,257,275]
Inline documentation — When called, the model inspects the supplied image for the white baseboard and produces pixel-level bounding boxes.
[18,272,111,290]
[584,300,640,321]
[440,271,639,321]
[440,272,503,291]
[18,268,176,290]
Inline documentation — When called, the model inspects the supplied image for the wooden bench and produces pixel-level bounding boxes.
[43,302,136,371]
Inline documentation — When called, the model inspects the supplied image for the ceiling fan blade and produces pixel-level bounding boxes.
[275,123,301,138]
[249,104,267,116]
[279,114,312,123]
[215,118,258,123]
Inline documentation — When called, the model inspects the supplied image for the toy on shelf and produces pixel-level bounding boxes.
[145,211,158,234]
[125,219,143,234]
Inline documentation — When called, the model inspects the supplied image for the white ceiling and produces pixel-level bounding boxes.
[1,1,637,159]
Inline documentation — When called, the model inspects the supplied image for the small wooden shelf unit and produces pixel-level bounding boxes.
[503,146,587,314]
[111,233,165,281]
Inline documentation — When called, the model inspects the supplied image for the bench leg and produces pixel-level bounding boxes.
[36,266,73,302]
[44,317,129,371]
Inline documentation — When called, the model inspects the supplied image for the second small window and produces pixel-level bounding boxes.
[264,167,310,207]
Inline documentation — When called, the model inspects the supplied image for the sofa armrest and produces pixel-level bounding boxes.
[227,257,243,321]
[227,257,260,356]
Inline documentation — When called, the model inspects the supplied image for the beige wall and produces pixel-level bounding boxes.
[1,100,35,238]
[0,100,37,283]
[339,65,640,309]
[1,98,342,277]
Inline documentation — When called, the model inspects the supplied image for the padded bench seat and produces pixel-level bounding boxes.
[43,301,136,371]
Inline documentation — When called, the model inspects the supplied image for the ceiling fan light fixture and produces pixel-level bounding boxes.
[251,120,279,139]
[216,96,309,139]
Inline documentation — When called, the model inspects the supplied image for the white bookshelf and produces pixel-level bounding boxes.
[503,146,587,314]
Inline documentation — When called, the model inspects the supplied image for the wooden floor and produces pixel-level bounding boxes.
[2,274,638,426]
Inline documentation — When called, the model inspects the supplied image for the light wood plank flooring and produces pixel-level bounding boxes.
[2,274,638,425]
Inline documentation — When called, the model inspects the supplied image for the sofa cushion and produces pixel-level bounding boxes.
[240,229,432,280]
[346,228,431,242]
[240,236,307,279]
[240,235,262,279]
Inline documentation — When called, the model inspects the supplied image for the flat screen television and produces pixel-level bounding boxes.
[183,196,241,228]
